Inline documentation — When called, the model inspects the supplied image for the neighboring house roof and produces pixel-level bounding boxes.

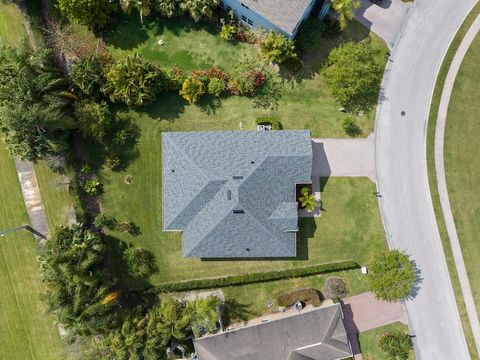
[242,0,313,35]
[162,130,312,258]
[193,303,353,360]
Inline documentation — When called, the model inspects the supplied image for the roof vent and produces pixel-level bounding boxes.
[233,176,244,180]
[171,169,175,173]
[250,161,255,164]
[233,209,244,214]
[227,190,232,200]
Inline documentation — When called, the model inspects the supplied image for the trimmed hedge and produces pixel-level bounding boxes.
[155,260,359,293]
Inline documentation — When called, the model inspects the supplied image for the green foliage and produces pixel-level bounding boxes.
[207,77,226,97]
[74,100,114,143]
[259,31,297,64]
[71,55,107,97]
[330,0,360,30]
[0,44,73,160]
[339,115,362,137]
[156,0,181,17]
[102,53,161,107]
[57,0,117,29]
[277,288,322,307]
[256,116,283,130]
[179,77,205,104]
[180,0,218,22]
[92,296,220,358]
[299,187,316,212]
[377,330,413,360]
[82,178,103,195]
[220,24,236,40]
[368,250,416,301]
[123,247,158,278]
[228,61,266,97]
[160,66,186,91]
[323,41,383,112]
[39,225,119,335]
[296,17,326,52]
[156,261,359,292]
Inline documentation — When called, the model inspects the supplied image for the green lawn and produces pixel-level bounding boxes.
[34,161,75,230]
[443,33,480,315]
[358,322,414,360]
[0,145,65,360]
[0,2,27,46]
[223,269,368,320]
[100,15,387,138]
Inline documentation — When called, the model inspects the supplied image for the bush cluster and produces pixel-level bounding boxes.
[255,116,283,130]
[219,23,256,44]
[156,261,359,292]
[277,288,322,307]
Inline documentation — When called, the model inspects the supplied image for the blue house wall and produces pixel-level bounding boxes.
[219,0,316,39]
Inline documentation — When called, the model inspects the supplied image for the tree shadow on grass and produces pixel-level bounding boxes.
[139,92,186,121]
[222,298,255,326]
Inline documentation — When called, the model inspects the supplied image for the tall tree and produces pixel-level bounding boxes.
[180,0,218,22]
[120,0,154,24]
[156,0,180,18]
[330,0,360,29]
[259,31,297,64]
[0,44,73,160]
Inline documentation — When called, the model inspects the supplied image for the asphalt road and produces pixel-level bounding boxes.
[375,0,478,359]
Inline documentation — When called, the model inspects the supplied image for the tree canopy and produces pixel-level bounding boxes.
[0,44,73,160]
[323,41,383,113]
[377,330,413,360]
[368,249,416,301]
[331,0,361,29]
[57,0,117,29]
[39,225,119,335]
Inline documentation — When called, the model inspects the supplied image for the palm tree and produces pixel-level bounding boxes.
[120,0,152,24]
[299,187,317,212]
[330,0,360,29]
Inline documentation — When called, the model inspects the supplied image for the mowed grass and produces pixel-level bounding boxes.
[0,145,65,360]
[358,322,414,360]
[98,112,386,285]
[101,15,387,137]
[0,2,27,46]
[223,269,368,319]
[34,161,75,229]
[444,33,480,316]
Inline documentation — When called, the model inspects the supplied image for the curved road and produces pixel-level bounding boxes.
[375,0,478,359]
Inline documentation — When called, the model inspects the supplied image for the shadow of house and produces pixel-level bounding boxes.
[340,301,362,356]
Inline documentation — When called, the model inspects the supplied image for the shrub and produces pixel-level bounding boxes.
[123,247,158,278]
[259,31,297,64]
[323,42,383,112]
[82,179,103,196]
[101,53,162,107]
[57,0,117,29]
[299,187,316,212]
[180,77,205,104]
[324,277,348,299]
[377,330,412,360]
[156,0,181,18]
[105,155,121,170]
[256,116,283,130]
[45,153,67,173]
[220,24,236,40]
[180,0,218,22]
[160,66,185,91]
[208,77,226,97]
[155,261,359,292]
[368,250,416,301]
[71,55,107,97]
[339,115,362,137]
[229,69,266,96]
[277,288,322,307]
[74,100,114,144]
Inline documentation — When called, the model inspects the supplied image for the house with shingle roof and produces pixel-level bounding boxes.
[218,0,330,39]
[193,303,353,360]
[162,130,312,258]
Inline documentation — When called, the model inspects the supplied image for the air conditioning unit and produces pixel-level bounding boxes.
[256,124,272,131]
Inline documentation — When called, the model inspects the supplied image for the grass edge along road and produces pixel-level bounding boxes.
[426,2,480,358]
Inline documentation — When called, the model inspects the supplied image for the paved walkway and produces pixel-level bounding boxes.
[434,14,480,356]
[312,133,376,182]
[14,159,49,243]
[354,0,409,49]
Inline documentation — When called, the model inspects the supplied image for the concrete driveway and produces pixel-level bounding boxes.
[312,133,376,182]
[354,0,409,49]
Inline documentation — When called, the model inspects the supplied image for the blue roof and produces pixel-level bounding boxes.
[162,130,312,258]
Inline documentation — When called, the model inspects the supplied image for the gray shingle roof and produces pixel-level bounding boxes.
[194,303,353,360]
[162,130,312,258]
[242,0,313,35]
